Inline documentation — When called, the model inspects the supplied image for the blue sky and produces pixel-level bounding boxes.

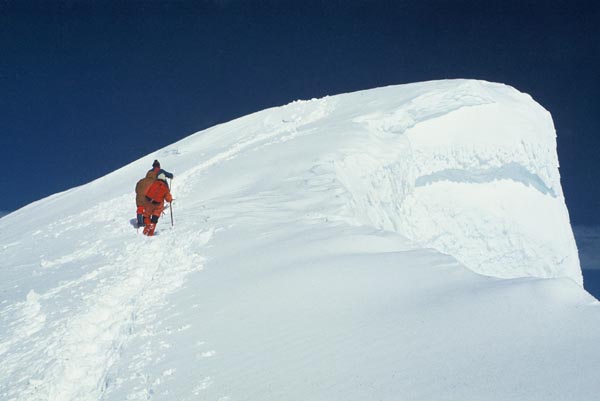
[1,0,598,224]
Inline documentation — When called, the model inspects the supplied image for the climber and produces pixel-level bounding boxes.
[134,160,174,228]
[134,170,156,227]
[142,172,173,236]
[148,159,173,181]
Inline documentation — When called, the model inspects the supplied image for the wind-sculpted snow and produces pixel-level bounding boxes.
[346,81,579,284]
[415,163,556,196]
[329,80,578,284]
[0,80,596,401]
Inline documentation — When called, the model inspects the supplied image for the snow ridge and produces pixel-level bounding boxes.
[0,79,593,401]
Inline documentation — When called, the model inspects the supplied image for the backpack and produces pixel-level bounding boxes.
[135,171,156,205]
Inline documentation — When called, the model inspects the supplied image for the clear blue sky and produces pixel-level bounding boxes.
[1,0,598,225]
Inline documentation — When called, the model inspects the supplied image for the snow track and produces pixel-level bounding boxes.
[0,221,212,401]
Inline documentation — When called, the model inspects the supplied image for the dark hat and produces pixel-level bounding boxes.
[152,160,160,168]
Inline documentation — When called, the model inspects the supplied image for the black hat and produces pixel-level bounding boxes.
[152,160,160,168]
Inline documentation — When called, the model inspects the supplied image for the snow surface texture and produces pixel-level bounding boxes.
[1,79,598,401]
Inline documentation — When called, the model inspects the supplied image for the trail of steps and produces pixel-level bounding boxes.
[0,222,212,401]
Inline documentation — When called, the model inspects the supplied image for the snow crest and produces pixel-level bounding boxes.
[332,80,580,283]
[329,80,578,283]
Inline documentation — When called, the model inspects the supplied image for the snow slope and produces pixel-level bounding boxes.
[1,79,598,401]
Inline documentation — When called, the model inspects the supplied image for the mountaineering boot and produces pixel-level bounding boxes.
[137,214,145,228]
[143,223,156,236]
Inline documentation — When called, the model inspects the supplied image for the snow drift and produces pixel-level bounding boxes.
[1,79,598,401]
[329,80,580,284]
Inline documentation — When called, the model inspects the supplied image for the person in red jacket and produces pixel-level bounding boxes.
[134,170,156,228]
[135,160,174,228]
[142,172,173,236]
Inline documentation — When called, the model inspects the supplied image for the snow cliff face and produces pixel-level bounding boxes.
[329,80,581,284]
[0,79,592,401]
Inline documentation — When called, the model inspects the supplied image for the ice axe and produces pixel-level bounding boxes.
[169,178,174,227]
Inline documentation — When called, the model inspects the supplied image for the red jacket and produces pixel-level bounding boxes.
[145,180,172,204]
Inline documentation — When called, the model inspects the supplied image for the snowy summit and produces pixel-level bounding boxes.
[1,79,599,401]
